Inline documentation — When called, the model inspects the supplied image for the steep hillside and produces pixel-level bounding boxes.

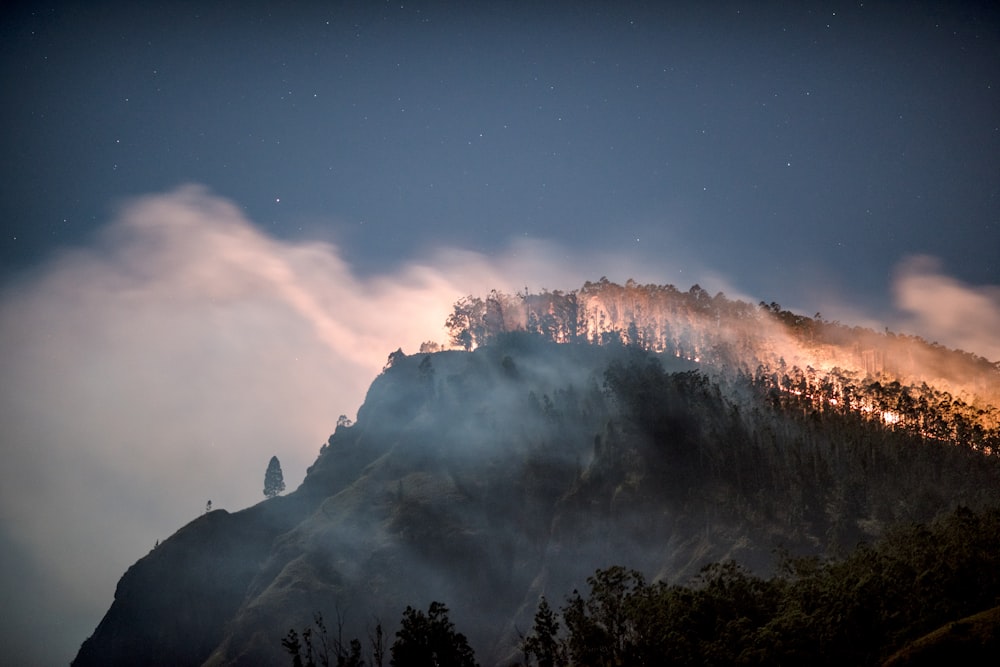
[73,331,1000,666]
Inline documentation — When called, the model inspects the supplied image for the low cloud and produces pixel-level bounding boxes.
[892,255,1000,362]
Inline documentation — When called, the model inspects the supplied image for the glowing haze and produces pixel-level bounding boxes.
[893,255,1000,363]
[0,186,693,664]
[0,187,997,665]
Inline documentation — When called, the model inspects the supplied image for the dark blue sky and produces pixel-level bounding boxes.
[3,1,998,312]
[1,4,999,664]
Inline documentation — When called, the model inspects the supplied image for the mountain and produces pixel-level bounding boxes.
[72,282,1000,666]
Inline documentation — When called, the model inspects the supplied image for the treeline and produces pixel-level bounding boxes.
[284,506,1000,666]
[437,280,1000,450]
[441,280,757,356]
[518,506,1000,666]
[440,279,999,383]
[595,350,1000,549]
[748,361,1000,455]
[282,602,478,667]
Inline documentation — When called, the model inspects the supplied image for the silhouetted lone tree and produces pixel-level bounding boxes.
[390,601,478,667]
[264,455,286,498]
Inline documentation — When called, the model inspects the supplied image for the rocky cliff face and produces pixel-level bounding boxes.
[73,336,1000,666]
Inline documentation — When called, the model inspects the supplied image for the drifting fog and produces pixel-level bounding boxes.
[0,186,678,664]
[0,186,997,665]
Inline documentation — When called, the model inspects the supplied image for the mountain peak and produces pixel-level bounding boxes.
[73,282,1000,666]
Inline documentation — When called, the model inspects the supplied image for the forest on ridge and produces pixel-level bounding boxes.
[433,280,1000,455]
[74,280,1000,667]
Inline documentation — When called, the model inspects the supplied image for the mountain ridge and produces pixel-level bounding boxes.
[72,282,1000,666]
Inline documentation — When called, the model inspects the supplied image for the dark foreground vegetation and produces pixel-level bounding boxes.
[285,505,1000,667]
[519,505,1000,666]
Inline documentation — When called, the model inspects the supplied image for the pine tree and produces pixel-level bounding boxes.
[264,456,285,498]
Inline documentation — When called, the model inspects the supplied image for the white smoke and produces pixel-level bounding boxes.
[0,186,676,664]
[892,255,1000,363]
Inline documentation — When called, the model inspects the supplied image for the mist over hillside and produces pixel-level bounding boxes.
[72,281,1000,666]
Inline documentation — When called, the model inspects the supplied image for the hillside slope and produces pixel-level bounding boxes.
[73,334,1000,666]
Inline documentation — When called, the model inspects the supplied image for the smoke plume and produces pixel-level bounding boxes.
[892,255,1000,363]
[0,186,663,664]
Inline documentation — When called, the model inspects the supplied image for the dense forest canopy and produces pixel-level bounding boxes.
[436,280,1000,456]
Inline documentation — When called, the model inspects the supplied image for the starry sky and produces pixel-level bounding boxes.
[4,1,998,305]
[1,2,998,665]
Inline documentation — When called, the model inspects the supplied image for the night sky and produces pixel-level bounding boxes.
[1,2,999,664]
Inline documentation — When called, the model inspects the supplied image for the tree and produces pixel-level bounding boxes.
[283,613,364,667]
[264,455,286,498]
[522,597,565,667]
[369,619,386,667]
[445,296,486,350]
[390,601,478,667]
[562,567,647,666]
